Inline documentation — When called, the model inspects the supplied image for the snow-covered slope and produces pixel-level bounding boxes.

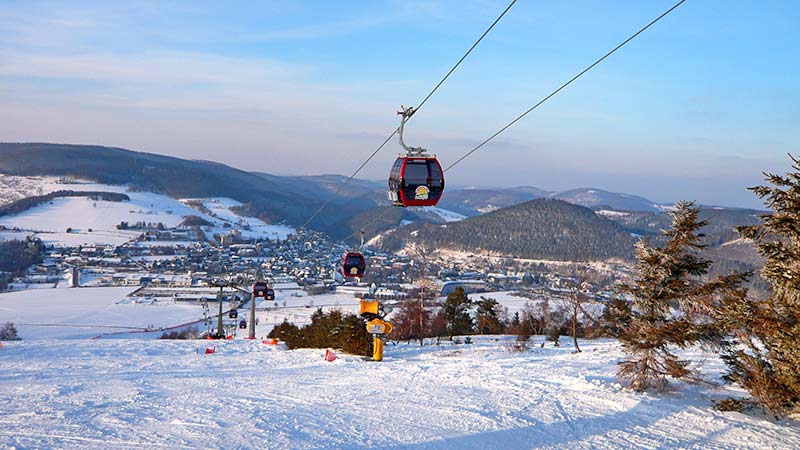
[552,188,664,212]
[0,175,294,246]
[0,337,797,449]
[422,206,467,222]
[185,197,294,241]
[0,286,204,339]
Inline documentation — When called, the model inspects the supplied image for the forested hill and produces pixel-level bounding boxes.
[399,198,636,261]
[0,142,369,230]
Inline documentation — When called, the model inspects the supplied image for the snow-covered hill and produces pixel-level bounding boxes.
[0,175,293,246]
[0,337,797,449]
[552,188,666,212]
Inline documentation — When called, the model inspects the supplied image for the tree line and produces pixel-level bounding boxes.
[0,190,129,218]
[268,308,372,355]
[0,237,45,291]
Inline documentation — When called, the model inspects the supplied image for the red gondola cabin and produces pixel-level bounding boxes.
[388,156,444,207]
[341,251,366,278]
[253,281,268,298]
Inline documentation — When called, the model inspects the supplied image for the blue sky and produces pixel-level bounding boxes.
[0,0,797,208]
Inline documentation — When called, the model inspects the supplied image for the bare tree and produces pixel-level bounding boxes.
[565,263,599,353]
[409,244,436,345]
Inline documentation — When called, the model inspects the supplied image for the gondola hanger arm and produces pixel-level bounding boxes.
[397,105,427,156]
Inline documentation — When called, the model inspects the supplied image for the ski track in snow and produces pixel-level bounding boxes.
[0,338,797,449]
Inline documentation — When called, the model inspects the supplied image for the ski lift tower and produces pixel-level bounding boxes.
[210,277,229,339]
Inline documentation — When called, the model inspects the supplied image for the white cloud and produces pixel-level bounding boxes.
[0,50,308,84]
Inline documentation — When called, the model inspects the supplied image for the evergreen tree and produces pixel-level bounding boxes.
[268,319,304,349]
[268,312,371,356]
[717,156,800,415]
[339,314,371,356]
[475,297,504,334]
[600,297,632,338]
[305,308,343,348]
[617,201,746,392]
[442,287,474,338]
[0,322,21,341]
[507,311,521,335]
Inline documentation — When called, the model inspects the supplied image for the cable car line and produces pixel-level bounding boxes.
[300,0,518,229]
[301,129,396,229]
[413,0,517,114]
[340,206,396,243]
[347,0,688,248]
[444,0,687,173]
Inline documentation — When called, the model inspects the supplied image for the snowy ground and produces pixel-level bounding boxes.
[0,287,204,339]
[468,291,604,321]
[412,206,467,222]
[0,175,294,246]
[0,337,797,449]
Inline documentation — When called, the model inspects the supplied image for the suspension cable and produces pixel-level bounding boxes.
[340,206,397,243]
[300,0,518,229]
[355,0,688,246]
[444,0,687,172]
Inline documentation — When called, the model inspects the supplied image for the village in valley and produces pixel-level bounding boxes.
[0,175,618,341]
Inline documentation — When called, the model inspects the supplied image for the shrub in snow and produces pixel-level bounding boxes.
[268,309,371,356]
[545,327,561,347]
[269,320,304,349]
[0,322,21,341]
[159,326,198,340]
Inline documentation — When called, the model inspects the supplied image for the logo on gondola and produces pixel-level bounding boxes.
[350,267,358,274]
[414,185,430,200]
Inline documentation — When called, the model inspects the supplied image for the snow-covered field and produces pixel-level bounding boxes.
[415,206,467,222]
[0,287,204,339]
[0,175,294,246]
[0,337,797,449]
[183,197,294,241]
[466,291,604,321]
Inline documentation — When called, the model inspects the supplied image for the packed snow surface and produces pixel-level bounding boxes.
[0,338,797,449]
[0,287,203,339]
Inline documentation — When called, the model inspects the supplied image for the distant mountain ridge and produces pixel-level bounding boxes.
[552,188,666,212]
[0,142,367,231]
[0,142,762,258]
